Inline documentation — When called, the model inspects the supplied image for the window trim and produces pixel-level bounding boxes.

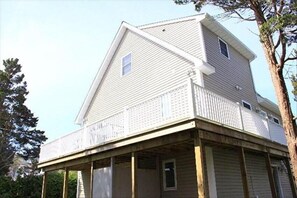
[272,165,284,198]
[162,159,177,191]
[218,38,230,59]
[121,53,132,76]
[271,116,280,125]
[242,100,252,110]
[259,109,267,118]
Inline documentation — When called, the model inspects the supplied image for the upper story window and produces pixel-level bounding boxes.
[242,100,252,110]
[259,110,267,118]
[272,116,280,125]
[122,53,131,76]
[218,38,229,58]
[162,159,177,191]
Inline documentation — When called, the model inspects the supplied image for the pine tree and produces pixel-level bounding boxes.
[0,58,47,176]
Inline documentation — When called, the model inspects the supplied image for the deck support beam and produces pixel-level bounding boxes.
[238,147,250,198]
[41,171,47,198]
[194,132,206,198]
[131,152,138,198]
[265,153,277,198]
[90,161,94,198]
[63,168,69,198]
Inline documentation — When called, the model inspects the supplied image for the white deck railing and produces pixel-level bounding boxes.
[39,79,287,163]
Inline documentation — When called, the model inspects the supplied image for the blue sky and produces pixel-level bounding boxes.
[0,0,295,142]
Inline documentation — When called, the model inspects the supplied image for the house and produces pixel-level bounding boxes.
[38,13,296,198]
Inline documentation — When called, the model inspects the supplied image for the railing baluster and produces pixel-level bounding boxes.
[237,102,244,131]
[187,78,197,118]
[124,106,129,136]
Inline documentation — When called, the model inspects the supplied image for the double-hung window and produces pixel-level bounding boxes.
[218,38,229,58]
[122,53,131,76]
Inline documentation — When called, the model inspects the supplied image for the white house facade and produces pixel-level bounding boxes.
[38,14,296,198]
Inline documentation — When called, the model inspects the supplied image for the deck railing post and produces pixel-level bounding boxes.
[83,119,88,149]
[124,106,129,136]
[187,78,197,119]
[41,171,47,198]
[237,102,245,131]
[266,118,272,141]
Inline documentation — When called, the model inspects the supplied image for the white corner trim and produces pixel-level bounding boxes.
[196,21,208,62]
[75,21,215,125]
[194,59,215,75]
[75,22,128,125]
[195,70,204,87]
[205,146,218,198]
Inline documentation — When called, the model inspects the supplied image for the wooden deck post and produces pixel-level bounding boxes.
[110,157,115,198]
[265,152,277,198]
[63,168,69,198]
[194,133,206,198]
[284,158,297,198]
[90,161,94,198]
[131,152,138,198]
[41,171,47,198]
[238,147,250,198]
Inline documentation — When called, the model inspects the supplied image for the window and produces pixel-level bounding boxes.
[259,110,267,118]
[272,116,280,125]
[162,159,177,191]
[242,100,252,110]
[218,38,229,58]
[122,53,131,76]
[272,166,284,198]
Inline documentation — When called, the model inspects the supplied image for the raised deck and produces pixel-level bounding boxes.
[39,79,286,163]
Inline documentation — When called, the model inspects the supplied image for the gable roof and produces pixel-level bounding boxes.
[75,20,216,125]
[140,13,256,61]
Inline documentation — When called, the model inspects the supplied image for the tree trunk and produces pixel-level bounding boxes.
[261,41,297,188]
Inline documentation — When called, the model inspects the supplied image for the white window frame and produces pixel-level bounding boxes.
[259,110,267,118]
[271,116,280,125]
[272,165,284,198]
[242,100,252,110]
[218,38,230,59]
[121,53,131,76]
[162,159,177,191]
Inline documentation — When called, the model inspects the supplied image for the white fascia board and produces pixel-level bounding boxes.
[201,13,257,62]
[257,95,280,115]
[75,23,128,125]
[139,14,205,29]
[75,21,215,125]
[125,22,215,75]
[195,59,215,75]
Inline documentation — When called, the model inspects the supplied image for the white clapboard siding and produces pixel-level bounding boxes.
[271,158,294,198]
[212,147,245,198]
[141,19,204,60]
[245,152,273,198]
[86,30,193,124]
[202,25,259,109]
[161,150,198,198]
